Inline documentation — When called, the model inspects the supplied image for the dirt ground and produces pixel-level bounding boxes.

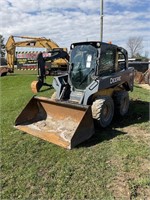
[27,116,78,142]
[108,125,150,200]
[138,84,150,90]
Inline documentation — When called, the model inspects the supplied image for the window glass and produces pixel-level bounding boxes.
[99,45,116,76]
[70,45,97,90]
[118,51,126,70]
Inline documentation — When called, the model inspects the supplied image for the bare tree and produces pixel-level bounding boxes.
[0,35,6,65]
[126,36,143,58]
[0,34,5,57]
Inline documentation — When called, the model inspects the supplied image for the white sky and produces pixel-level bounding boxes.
[0,0,150,57]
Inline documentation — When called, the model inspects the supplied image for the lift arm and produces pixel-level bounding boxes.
[31,48,70,93]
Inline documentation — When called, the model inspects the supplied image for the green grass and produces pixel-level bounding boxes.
[1,72,150,200]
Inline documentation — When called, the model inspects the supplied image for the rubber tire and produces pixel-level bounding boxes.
[1,72,7,76]
[51,92,56,100]
[92,96,114,128]
[114,91,129,116]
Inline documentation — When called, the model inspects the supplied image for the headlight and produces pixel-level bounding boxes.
[96,42,100,47]
[71,44,74,49]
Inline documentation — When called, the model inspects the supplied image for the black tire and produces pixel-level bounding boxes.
[1,72,7,76]
[92,96,114,128]
[114,91,129,116]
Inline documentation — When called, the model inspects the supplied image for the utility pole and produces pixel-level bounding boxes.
[100,0,104,42]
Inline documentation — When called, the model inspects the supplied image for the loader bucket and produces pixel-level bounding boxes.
[15,96,95,149]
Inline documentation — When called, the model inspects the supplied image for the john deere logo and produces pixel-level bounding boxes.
[110,76,121,84]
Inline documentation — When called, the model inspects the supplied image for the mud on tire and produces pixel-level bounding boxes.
[51,92,56,100]
[92,96,114,128]
[114,91,129,116]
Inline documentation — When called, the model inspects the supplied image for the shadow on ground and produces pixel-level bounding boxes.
[113,99,149,128]
[78,99,149,148]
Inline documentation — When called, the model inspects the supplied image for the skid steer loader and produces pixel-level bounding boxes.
[15,41,134,149]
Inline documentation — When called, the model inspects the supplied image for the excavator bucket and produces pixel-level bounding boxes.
[15,96,95,149]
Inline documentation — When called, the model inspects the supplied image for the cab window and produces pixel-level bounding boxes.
[99,44,116,76]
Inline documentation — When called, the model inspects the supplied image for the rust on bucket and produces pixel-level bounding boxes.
[15,96,95,149]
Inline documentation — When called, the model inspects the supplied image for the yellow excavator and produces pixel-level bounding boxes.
[0,35,68,78]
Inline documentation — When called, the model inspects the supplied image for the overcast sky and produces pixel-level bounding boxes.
[0,0,150,56]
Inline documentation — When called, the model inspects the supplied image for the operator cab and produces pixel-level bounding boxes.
[69,41,128,91]
[69,42,99,90]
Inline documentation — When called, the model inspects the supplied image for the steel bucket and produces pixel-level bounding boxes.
[15,96,95,149]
